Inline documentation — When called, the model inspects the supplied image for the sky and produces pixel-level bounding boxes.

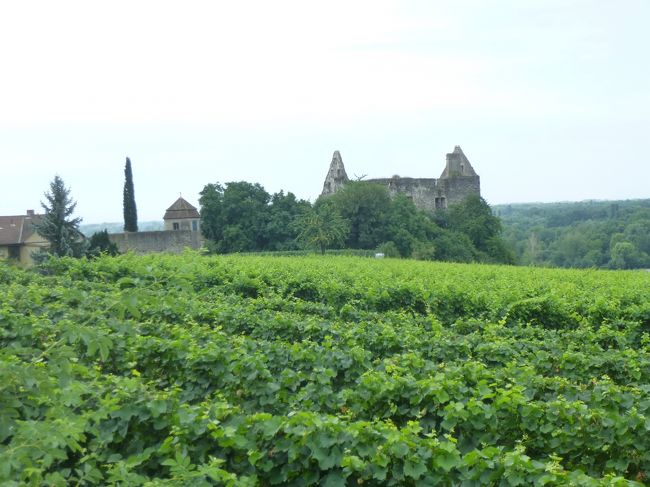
[1,0,649,223]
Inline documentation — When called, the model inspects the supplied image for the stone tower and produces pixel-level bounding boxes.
[163,197,201,232]
[321,150,349,196]
[439,145,478,178]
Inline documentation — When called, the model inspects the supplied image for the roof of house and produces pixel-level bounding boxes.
[163,197,200,220]
[0,213,43,246]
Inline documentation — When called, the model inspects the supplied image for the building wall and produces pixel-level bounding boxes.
[0,236,48,267]
[109,230,203,254]
[19,234,49,266]
[365,175,480,211]
[438,176,481,207]
[164,218,200,232]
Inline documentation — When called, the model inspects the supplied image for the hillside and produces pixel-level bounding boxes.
[2,253,650,484]
[494,199,650,269]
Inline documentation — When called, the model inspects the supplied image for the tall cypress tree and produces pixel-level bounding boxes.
[123,157,138,232]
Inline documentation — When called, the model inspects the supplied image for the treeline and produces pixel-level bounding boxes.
[199,181,514,264]
[496,199,650,269]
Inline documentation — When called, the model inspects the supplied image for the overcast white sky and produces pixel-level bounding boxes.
[1,0,649,222]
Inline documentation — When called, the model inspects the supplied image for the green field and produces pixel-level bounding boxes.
[2,254,650,485]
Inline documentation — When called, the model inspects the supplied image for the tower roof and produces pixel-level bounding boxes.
[163,197,200,220]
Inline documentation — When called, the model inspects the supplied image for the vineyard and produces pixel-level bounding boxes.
[2,253,650,486]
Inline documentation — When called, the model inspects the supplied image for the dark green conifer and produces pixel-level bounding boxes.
[123,157,138,232]
[35,175,84,257]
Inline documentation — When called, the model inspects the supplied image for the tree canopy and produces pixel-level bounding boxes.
[199,182,309,253]
[323,182,391,249]
[86,230,119,258]
[199,179,513,264]
[297,202,349,254]
[35,175,85,258]
[496,199,650,269]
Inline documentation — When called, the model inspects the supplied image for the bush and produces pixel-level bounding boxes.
[376,241,401,258]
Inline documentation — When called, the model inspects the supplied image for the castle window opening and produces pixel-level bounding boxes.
[173,222,180,230]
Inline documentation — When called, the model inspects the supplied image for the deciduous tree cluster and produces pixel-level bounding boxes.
[199,180,514,263]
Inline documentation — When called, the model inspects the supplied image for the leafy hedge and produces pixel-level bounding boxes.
[2,253,650,485]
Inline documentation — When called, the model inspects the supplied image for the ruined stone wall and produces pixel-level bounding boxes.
[366,175,480,211]
[366,177,440,212]
[437,176,481,207]
[322,151,349,195]
[320,147,481,211]
[109,230,203,254]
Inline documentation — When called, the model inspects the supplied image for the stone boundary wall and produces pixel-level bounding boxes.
[109,230,203,254]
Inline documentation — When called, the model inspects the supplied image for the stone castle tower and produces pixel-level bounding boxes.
[321,150,349,195]
[320,146,480,211]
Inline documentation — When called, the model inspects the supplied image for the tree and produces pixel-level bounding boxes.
[609,241,650,269]
[199,183,226,245]
[265,191,311,251]
[431,230,476,262]
[325,182,391,249]
[35,175,85,257]
[623,220,650,255]
[86,230,119,257]
[123,157,138,232]
[446,194,515,263]
[448,194,502,252]
[297,202,349,254]
[199,181,271,253]
[384,194,438,257]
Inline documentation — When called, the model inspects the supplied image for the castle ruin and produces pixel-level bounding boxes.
[321,146,480,211]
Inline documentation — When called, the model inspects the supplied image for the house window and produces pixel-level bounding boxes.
[173,222,180,230]
[192,220,198,232]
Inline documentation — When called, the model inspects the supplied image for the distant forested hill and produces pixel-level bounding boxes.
[79,221,164,237]
[494,199,650,269]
